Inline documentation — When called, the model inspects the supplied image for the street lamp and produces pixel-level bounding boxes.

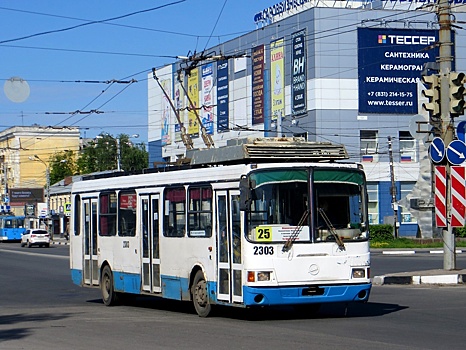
[117,134,139,171]
[28,154,51,239]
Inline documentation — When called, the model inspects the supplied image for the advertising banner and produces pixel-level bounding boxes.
[217,60,229,132]
[271,38,285,121]
[358,27,439,114]
[188,68,199,137]
[201,63,214,134]
[291,29,306,115]
[10,188,44,206]
[161,78,172,145]
[252,44,265,125]
[174,70,185,142]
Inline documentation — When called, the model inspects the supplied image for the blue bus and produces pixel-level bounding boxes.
[0,215,26,241]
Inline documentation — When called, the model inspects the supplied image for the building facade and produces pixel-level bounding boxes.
[148,1,466,237]
[0,125,80,232]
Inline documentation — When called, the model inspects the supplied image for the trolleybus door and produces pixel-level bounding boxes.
[83,198,99,286]
[141,194,161,293]
[216,190,243,304]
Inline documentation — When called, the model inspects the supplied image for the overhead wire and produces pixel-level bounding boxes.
[0,1,187,45]
[1,4,449,154]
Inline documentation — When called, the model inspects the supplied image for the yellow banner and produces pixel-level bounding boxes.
[188,68,199,136]
[271,38,285,121]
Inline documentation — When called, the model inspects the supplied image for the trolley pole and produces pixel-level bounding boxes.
[438,0,455,270]
[388,136,398,238]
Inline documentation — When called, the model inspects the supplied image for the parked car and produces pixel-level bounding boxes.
[20,229,50,248]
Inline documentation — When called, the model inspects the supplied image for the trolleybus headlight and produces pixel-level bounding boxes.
[352,268,365,278]
[257,271,271,281]
[247,271,272,282]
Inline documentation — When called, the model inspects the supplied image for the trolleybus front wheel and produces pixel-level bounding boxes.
[192,270,211,317]
[101,265,119,306]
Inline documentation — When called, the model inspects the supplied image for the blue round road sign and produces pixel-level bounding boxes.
[447,140,466,165]
[458,121,466,143]
[429,137,445,163]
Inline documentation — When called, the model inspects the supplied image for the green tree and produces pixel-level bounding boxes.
[49,150,77,185]
[119,134,148,171]
[77,133,148,174]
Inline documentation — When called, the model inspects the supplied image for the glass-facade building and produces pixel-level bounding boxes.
[148,1,466,237]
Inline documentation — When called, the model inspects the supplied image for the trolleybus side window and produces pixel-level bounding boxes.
[188,186,212,237]
[164,187,186,237]
[119,190,137,237]
[99,192,117,236]
[74,195,81,236]
[231,195,241,264]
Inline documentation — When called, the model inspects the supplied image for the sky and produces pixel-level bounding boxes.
[0,0,275,145]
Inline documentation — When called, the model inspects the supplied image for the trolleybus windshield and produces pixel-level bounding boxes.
[245,168,368,243]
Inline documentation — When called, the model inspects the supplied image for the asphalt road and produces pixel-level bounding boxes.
[1,243,466,350]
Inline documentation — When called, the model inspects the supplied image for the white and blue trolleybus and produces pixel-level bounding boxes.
[70,138,371,317]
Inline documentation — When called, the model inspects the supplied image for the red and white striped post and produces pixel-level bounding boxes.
[450,166,466,228]
[434,165,447,227]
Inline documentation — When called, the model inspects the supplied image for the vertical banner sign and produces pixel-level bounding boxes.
[217,60,229,132]
[252,44,265,125]
[201,63,214,134]
[358,28,440,114]
[450,166,466,228]
[188,68,199,137]
[434,166,447,228]
[292,29,306,115]
[271,38,285,122]
[174,70,185,142]
[161,79,171,145]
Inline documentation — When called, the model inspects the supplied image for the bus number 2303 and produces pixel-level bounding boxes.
[253,246,274,255]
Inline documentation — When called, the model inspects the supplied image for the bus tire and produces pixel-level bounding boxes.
[192,270,211,317]
[101,265,119,306]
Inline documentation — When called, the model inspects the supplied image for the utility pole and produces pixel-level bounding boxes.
[116,138,121,172]
[29,155,52,240]
[45,166,51,239]
[438,0,455,270]
[388,136,398,238]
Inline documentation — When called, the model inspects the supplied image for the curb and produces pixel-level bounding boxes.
[51,240,69,246]
[373,274,466,285]
[378,249,464,255]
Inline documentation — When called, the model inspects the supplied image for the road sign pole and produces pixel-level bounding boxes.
[438,0,455,270]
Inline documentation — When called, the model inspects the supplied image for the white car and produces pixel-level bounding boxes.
[20,229,50,248]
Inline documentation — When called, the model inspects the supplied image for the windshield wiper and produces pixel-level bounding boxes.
[318,208,345,251]
[282,210,309,252]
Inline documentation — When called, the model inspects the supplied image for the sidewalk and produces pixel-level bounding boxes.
[372,248,466,285]
[50,236,69,245]
[373,269,466,285]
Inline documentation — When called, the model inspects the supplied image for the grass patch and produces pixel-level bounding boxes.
[370,238,466,249]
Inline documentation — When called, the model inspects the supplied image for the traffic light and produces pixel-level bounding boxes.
[449,71,465,115]
[421,74,440,129]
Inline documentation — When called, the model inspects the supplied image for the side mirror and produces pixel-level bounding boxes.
[239,176,251,211]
